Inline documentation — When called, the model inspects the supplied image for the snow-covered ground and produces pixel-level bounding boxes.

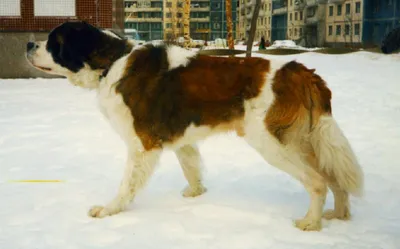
[1,51,400,249]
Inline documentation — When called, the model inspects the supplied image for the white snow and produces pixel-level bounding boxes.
[268,40,321,51]
[1,51,400,248]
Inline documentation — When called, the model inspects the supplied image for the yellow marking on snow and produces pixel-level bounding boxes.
[9,180,64,183]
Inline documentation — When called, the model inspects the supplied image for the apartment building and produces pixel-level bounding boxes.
[125,0,163,41]
[124,0,238,42]
[363,0,400,46]
[209,0,238,40]
[238,0,399,47]
[163,0,184,40]
[303,0,327,47]
[287,0,306,41]
[325,0,363,46]
[237,0,272,42]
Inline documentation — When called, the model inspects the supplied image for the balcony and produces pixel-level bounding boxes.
[125,7,162,12]
[126,17,162,22]
[305,15,319,24]
[328,0,345,3]
[272,0,288,15]
[191,7,210,12]
[294,0,306,10]
[246,0,255,7]
[272,7,288,15]
[190,17,210,22]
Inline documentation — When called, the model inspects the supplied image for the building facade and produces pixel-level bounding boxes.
[362,0,400,46]
[237,0,272,42]
[125,0,163,41]
[125,0,237,41]
[325,0,363,47]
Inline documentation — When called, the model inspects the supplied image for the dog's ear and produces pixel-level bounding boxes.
[57,41,85,72]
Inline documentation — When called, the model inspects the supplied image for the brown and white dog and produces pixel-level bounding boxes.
[26,21,363,231]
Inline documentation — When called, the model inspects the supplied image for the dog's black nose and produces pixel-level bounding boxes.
[27,42,35,51]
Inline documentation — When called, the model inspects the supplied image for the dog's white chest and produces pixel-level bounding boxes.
[97,83,143,150]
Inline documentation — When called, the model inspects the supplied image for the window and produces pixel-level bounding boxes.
[213,3,221,9]
[290,12,292,21]
[151,23,162,29]
[345,24,350,35]
[337,4,342,16]
[177,13,182,18]
[177,2,183,8]
[300,11,303,20]
[166,12,172,18]
[329,25,333,35]
[34,0,75,16]
[166,2,172,8]
[295,12,298,20]
[354,23,360,35]
[166,23,172,28]
[294,28,297,36]
[213,23,220,29]
[0,0,20,16]
[299,28,302,36]
[329,6,333,16]
[355,2,361,13]
[177,23,182,28]
[336,25,341,35]
[345,3,350,15]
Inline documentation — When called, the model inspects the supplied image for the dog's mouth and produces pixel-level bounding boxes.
[34,65,52,71]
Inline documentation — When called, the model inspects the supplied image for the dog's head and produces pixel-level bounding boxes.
[26,21,132,88]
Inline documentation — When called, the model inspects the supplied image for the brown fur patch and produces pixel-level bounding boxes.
[116,45,270,150]
[87,38,133,71]
[265,61,332,143]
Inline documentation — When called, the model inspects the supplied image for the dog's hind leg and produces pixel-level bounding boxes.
[245,129,327,231]
[175,144,207,197]
[89,149,161,218]
[305,153,351,220]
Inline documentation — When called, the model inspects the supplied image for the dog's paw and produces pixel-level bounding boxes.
[88,205,116,218]
[323,209,351,220]
[294,218,322,231]
[182,185,207,198]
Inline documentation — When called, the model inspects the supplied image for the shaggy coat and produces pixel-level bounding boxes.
[26,21,363,231]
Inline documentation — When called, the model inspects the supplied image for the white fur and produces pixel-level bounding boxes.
[90,53,161,217]
[310,115,364,196]
[166,45,197,70]
[26,41,70,75]
[102,30,122,40]
[28,40,362,230]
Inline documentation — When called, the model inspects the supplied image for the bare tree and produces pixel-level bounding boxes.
[246,0,261,57]
[226,0,234,49]
[183,0,191,48]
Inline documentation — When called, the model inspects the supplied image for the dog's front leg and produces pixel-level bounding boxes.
[89,149,161,218]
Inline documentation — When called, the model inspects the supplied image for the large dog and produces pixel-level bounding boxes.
[26,21,363,231]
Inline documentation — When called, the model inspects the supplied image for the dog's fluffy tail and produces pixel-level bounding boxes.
[310,115,364,197]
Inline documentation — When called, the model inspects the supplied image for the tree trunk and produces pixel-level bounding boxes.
[183,0,191,48]
[246,0,261,57]
[225,0,234,50]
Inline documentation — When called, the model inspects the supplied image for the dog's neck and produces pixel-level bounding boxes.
[68,39,134,89]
